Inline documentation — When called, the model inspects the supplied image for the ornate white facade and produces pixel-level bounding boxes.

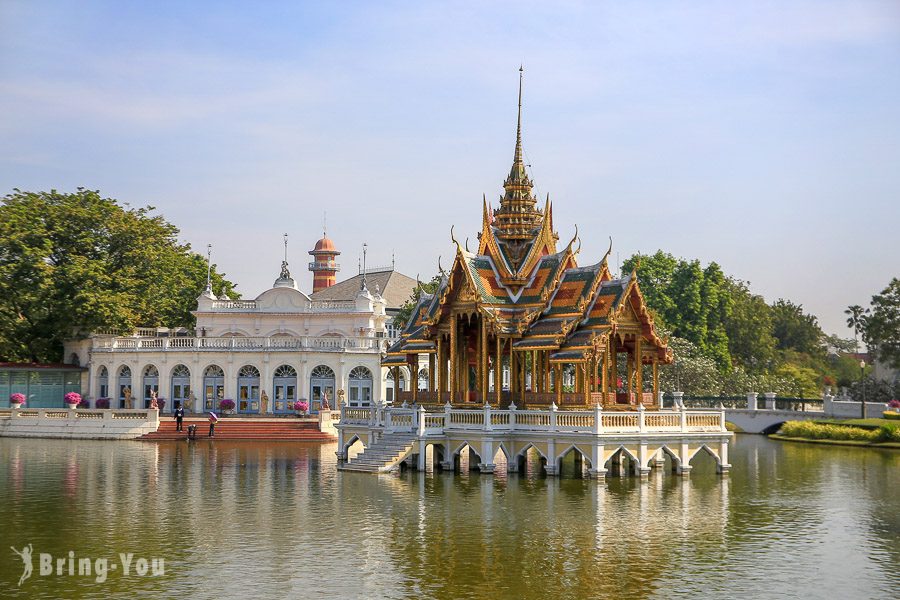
[64,269,416,414]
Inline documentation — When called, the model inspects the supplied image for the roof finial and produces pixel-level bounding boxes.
[514,65,524,170]
[204,243,213,294]
[361,242,368,291]
[323,211,327,237]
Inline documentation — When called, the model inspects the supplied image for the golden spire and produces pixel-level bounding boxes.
[494,65,543,247]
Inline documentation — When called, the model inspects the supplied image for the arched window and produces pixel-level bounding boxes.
[203,365,225,411]
[237,365,260,413]
[418,367,429,391]
[385,367,406,403]
[170,365,191,412]
[142,365,159,408]
[273,365,297,414]
[98,366,109,400]
[117,366,132,409]
[348,366,373,407]
[310,365,335,412]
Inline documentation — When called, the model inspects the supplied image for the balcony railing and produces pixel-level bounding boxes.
[91,335,382,353]
[338,404,728,436]
[205,299,358,312]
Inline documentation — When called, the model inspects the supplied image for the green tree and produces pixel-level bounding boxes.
[771,299,825,357]
[722,279,776,371]
[863,278,900,369]
[844,304,869,353]
[0,189,238,362]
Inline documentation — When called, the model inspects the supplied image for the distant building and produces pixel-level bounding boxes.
[64,236,419,413]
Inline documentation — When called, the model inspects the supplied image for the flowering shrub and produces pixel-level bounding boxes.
[888,399,900,409]
[10,393,26,406]
[293,400,309,412]
[95,398,111,409]
[219,399,235,411]
[64,392,82,406]
[156,398,166,411]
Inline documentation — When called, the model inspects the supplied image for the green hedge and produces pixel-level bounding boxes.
[779,420,900,444]
[884,411,900,421]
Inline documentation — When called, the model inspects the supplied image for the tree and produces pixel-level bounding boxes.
[844,304,869,353]
[0,189,238,362]
[723,279,776,371]
[771,299,825,357]
[863,278,900,369]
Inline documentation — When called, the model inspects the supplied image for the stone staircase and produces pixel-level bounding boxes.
[339,432,417,473]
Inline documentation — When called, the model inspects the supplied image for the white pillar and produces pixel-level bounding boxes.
[673,391,684,408]
[479,439,495,473]
[765,392,777,410]
[747,392,758,411]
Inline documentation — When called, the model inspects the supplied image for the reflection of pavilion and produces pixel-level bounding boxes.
[383,69,671,410]
[341,71,732,479]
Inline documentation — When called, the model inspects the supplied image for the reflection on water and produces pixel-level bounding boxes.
[0,436,897,599]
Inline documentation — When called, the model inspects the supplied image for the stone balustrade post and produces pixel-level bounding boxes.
[765,392,777,410]
[508,402,517,429]
[673,391,684,409]
[658,391,665,408]
[550,402,558,431]
[369,403,376,426]
[638,402,645,432]
[718,402,726,430]
[384,407,393,432]
[593,403,602,435]
[680,407,688,432]
[747,392,758,411]
[483,404,492,431]
[823,393,834,417]
[417,405,426,437]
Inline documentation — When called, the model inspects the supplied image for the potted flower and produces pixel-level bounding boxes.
[219,399,236,415]
[293,400,309,416]
[64,392,82,410]
[95,398,111,409]
[156,398,166,412]
[9,393,25,409]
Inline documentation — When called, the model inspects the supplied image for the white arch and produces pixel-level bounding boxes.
[603,445,640,470]
[515,443,549,462]
[555,444,593,470]
[688,444,722,468]
[655,445,682,470]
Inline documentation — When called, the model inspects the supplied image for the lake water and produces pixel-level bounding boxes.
[1,435,897,599]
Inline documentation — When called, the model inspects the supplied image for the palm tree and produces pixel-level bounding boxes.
[845,305,869,353]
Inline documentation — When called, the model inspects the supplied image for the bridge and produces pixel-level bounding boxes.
[336,402,732,478]
[676,392,888,434]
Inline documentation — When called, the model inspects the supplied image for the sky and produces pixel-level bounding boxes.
[1,1,898,337]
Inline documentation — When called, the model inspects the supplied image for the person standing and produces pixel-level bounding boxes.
[174,402,185,432]
[208,412,218,438]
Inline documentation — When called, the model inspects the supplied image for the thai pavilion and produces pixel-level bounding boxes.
[383,70,673,410]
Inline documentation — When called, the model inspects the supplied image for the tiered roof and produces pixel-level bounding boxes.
[384,71,671,368]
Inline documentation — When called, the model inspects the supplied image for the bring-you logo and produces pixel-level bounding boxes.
[10,544,165,586]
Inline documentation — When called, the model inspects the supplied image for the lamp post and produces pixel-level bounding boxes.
[859,360,866,419]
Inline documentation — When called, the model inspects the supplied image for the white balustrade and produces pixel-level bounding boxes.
[91,334,382,353]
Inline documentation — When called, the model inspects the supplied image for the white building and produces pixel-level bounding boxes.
[64,235,420,414]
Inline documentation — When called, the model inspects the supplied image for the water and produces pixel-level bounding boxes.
[1,435,897,599]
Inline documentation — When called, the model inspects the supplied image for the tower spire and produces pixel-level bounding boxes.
[493,66,542,252]
[513,64,524,173]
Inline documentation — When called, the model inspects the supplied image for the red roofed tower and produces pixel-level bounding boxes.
[308,233,341,293]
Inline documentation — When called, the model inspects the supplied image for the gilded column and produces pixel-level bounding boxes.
[495,338,502,405]
[411,355,418,404]
[429,352,435,393]
[555,364,562,405]
[610,334,618,400]
[436,335,444,399]
[449,314,457,404]
[635,337,643,405]
[601,338,608,404]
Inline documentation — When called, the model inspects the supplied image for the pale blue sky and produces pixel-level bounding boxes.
[1,1,898,336]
